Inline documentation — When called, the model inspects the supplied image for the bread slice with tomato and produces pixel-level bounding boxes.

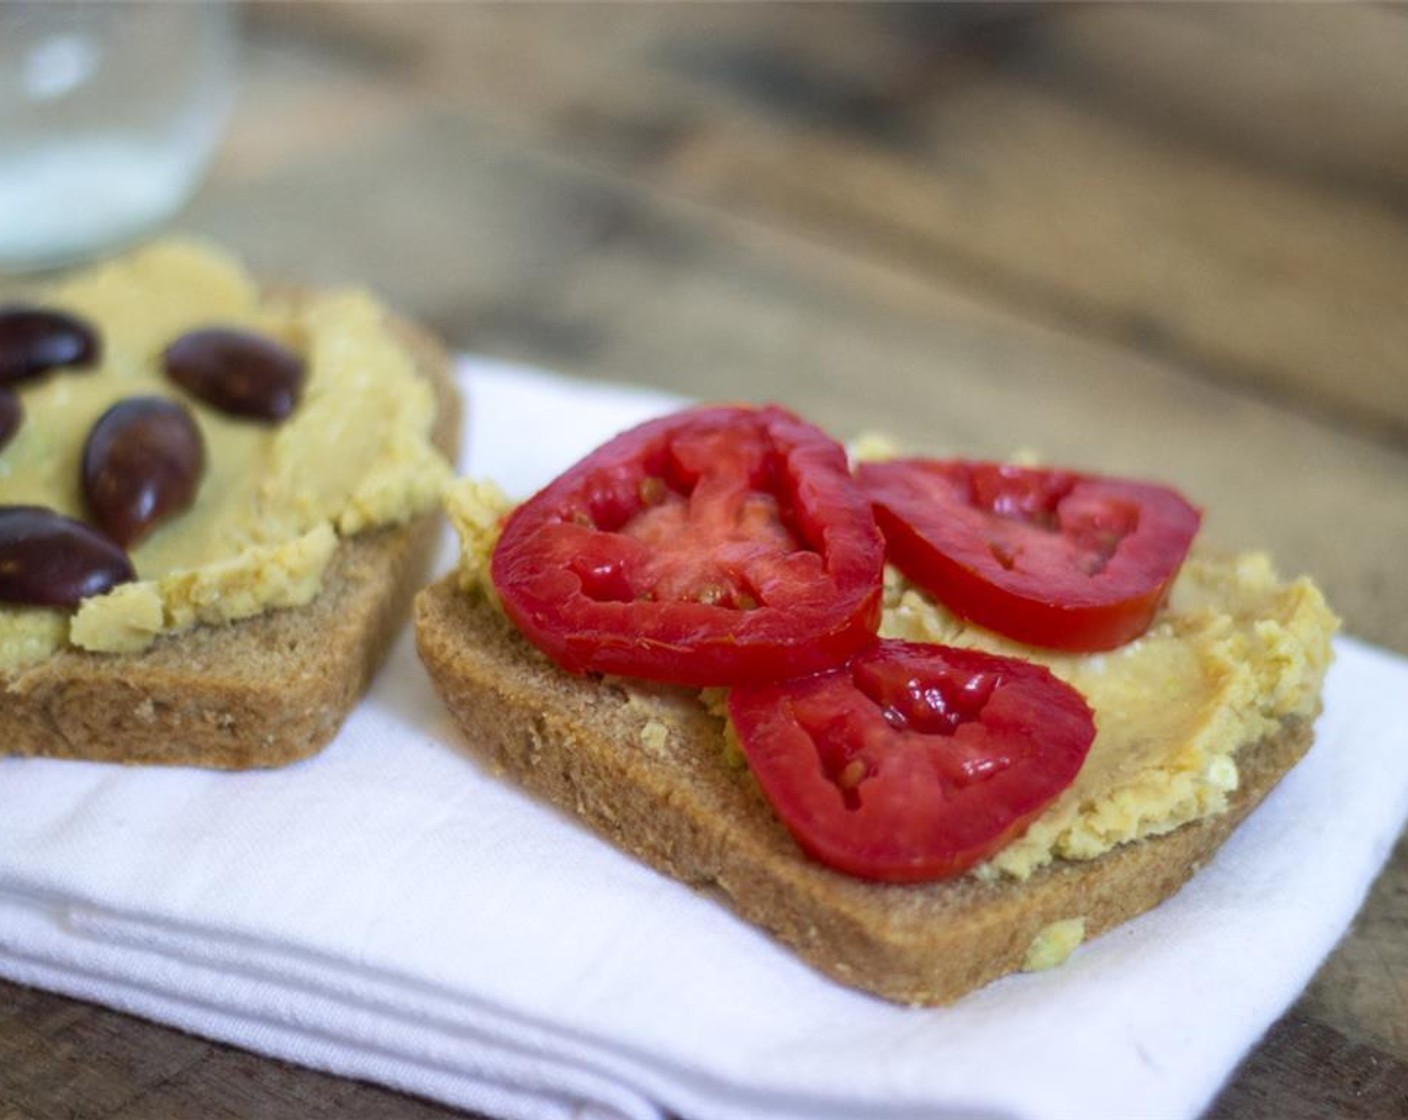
[415,404,1336,1004]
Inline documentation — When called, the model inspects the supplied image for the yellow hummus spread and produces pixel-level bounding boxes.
[882,553,1336,879]
[443,474,1337,878]
[1022,918,1087,971]
[0,241,451,668]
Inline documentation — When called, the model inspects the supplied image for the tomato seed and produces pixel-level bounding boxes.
[638,476,668,506]
[838,758,867,789]
[988,540,1017,570]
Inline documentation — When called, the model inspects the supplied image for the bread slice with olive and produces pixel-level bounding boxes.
[0,242,459,769]
[416,406,1336,1004]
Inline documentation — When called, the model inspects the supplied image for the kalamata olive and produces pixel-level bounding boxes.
[163,328,305,421]
[82,396,205,549]
[0,305,101,386]
[0,390,19,452]
[0,505,135,608]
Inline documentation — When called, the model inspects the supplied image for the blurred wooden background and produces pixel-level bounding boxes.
[3,4,1406,1119]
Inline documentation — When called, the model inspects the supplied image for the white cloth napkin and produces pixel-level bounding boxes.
[2,357,1406,1120]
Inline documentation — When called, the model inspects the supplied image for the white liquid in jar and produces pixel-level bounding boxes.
[0,139,212,268]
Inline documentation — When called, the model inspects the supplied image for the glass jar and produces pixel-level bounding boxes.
[0,1,237,272]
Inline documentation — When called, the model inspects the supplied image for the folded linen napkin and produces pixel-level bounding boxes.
[2,357,1406,1120]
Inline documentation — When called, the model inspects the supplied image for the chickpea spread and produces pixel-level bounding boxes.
[0,241,451,668]
[883,553,1336,879]
[1022,918,1087,971]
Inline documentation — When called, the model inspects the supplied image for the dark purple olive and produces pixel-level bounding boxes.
[82,396,205,549]
[0,505,135,608]
[0,305,101,386]
[0,390,19,452]
[163,328,305,421]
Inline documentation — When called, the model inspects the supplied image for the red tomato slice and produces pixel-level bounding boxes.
[728,640,1095,882]
[857,459,1201,651]
[491,404,885,687]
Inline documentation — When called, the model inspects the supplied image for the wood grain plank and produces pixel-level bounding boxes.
[0,979,471,1120]
[1301,830,1408,1059]
[255,3,1408,442]
[210,29,418,186]
[0,977,205,1117]
[1207,1014,1408,1120]
[1012,4,1408,205]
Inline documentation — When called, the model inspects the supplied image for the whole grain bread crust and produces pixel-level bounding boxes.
[415,575,1317,1005]
[1,313,461,769]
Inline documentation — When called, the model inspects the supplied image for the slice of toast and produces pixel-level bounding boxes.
[1,316,460,770]
[415,574,1317,1005]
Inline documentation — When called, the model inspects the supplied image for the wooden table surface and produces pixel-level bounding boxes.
[3,4,1407,1117]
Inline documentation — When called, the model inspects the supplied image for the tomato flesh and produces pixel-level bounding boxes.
[728,640,1095,882]
[857,459,1201,651]
[491,405,885,686]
